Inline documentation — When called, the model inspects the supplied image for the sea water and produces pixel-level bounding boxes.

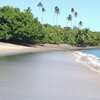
[74,49,100,73]
[81,49,100,58]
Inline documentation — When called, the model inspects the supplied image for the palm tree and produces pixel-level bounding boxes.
[25,7,31,12]
[37,2,43,23]
[37,2,43,9]
[53,6,60,25]
[41,7,46,24]
[71,8,75,28]
[66,14,72,28]
[79,21,83,29]
[74,12,78,26]
[71,8,75,14]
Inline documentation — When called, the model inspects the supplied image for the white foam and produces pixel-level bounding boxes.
[73,51,100,73]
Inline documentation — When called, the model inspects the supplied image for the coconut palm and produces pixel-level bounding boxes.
[37,2,43,23]
[41,7,46,24]
[54,6,60,25]
[79,21,83,29]
[71,8,75,28]
[37,2,43,8]
[74,12,78,26]
[66,14,72,28]
[71,8,75,14]
[74,12,78,18]
[25,7,31,12]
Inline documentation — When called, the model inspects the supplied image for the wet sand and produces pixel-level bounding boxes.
[0,43,100,99]
[0,51,100,100]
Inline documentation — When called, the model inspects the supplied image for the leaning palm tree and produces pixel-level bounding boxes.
[41,7,46,24]
[74,12,78,26]
[79,21,83,29]
[66,14,72,28]
[53,6,60,25]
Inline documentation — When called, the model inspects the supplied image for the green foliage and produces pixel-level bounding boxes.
[63,28,76,45]
[0,6,44,44]
[0,6,100,46]
[43,25,63,44]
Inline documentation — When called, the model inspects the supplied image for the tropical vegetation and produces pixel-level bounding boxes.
[0,5,100,47]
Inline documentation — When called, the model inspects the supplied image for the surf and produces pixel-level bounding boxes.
[73,51,100,73]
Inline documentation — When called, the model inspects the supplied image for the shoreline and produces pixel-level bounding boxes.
[0,43,100,99]
[0,49,100,99]
[73,51,100,74]
[0,42,100,57]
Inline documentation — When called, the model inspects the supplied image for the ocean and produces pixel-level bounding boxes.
[81,49,100,58]
[74,49,100,73]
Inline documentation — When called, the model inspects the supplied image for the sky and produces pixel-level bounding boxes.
[0,0,100,31]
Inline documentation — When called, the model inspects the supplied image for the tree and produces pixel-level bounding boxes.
[41,7,46,24]
[71,8,75,14]
[37,2,43,23]
[1,6,100,47]
[37,2,43,8]
[74,12,78,26]
[79,21,83,29]
[66,14,72,28]
[25,7,31,12]
[71,8,75,28]
[54,6,60,25]
[0,6,45,44]
[76,29,92,47]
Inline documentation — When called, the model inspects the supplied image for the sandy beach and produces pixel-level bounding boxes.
[0,50,100,100]
[0,42,100,100]
[0,42,75,57]
[0,42,99,57]
[0,42,63,56]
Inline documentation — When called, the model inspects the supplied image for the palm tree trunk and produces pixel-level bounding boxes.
[66,21,69,27]
[74,18,76,27]
[71,15,73,29]
[56,14,58,25]
[71,21,73,29]
[37,8,41,23]
[53,13,55,25]
[41,12,43,24]
[79,25,81,29]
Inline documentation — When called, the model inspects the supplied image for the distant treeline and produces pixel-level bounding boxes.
[0,6,100,46]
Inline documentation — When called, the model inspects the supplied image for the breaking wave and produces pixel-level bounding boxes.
[73,51,100,73]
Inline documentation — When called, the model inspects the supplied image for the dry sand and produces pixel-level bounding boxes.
[0,42,65,56]
[0,42,99,57]
[0,42,77,56]
[0,42,100,56]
